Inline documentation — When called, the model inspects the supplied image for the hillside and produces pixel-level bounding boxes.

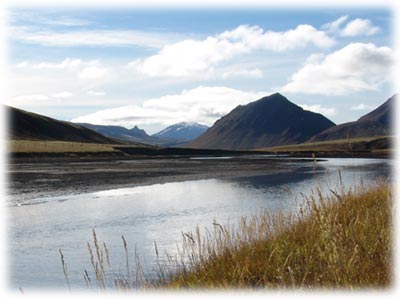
[7,106,120,144]
[309,95,395,142]
[186,93,335,150]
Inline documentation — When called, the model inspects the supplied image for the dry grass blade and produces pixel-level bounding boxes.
[62,180,392,291]
[59,249,71,291]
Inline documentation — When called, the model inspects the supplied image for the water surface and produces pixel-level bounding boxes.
[8,157,392,290]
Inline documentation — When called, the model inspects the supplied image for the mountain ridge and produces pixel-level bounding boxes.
[153,122,209,141]
[186,93,336,150]
[7,106,122,144]
[309,94,395,142]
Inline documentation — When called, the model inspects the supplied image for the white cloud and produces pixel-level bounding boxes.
[299,104,336,117]
[341,18,380,36]
[322,16,379,37]
[72,86,269,127]
[79,66,108,79]
[16,58,109,81]
[51,91,73,98]
[16,58,82,70]
[13,92,74,105]
[322,15,349,33]
[221,24,335,51]
[8,26,179,49]
[46,17,92,27]
[133,24,335,78]
[350,103,374,111]
[15,61,29,68]
[87,90,106,96]
[14,94,50,102]
[282,43,393,95]
[9,11,92,27]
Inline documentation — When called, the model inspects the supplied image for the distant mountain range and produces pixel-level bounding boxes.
[78,121,208,146]
[153,122,209,141]
[76,123,166,145]
[8,93,394,151]
[7,106,122,144]
[309,94,395,142]
[186,93,336,150]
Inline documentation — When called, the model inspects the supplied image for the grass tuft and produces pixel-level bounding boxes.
[158,181,392,289]
[64,181,392,290]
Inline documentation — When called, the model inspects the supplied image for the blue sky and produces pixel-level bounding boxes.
[6,7,395,134]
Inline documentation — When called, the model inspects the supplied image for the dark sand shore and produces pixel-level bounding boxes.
[7,156,316,204]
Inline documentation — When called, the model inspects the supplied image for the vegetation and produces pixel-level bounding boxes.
[257,136,391,154]
[66,180,392,290]
[8,140,119,153]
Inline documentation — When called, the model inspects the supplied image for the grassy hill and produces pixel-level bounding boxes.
[7,105,127,144]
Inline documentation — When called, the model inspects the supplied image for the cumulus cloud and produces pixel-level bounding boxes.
[281,43,393,95]
[341,18,380,36]
[132,24,335,77]
[72,86,269,127]
[299,104,336,117]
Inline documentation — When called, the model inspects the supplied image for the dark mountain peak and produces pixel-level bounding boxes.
[249,92,301,112]
[187,93,335,150]
[266,92,286,100]
[129,126,149,138]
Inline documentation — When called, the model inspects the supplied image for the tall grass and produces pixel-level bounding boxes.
[64,180,392,290]
[8,140,117,153]
[258,135,391,154]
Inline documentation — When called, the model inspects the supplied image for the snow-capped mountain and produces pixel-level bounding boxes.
[153,122,209,141]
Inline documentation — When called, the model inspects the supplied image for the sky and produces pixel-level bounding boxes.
[5,7,395,134]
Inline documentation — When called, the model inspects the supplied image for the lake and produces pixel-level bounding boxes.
[7,157,392,290]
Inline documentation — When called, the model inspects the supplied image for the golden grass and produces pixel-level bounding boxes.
[257,136,390,153]
[8,140,118,153]
[65,181,392,290]
[160,181,392,289]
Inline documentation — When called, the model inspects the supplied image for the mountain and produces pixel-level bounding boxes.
[7,106,120,144]
[186,93,336,150]
[153,122,209,141]
[129,126,148,139]
[309,94,395,142]
[77,123,150,143]
[77,123,179,146]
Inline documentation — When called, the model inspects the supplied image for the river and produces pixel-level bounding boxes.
[7,157,392,290]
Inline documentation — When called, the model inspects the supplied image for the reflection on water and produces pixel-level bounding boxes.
[8,157,392,290]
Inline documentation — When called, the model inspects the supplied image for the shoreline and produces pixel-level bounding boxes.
[8,156,314,203]
[7,153,391,204]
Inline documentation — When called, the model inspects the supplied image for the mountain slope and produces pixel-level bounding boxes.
[7,106,120,144]
[77,123,179,146]
[186,93,336,150]
[309,95,395,142]
[153,122,209,141]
